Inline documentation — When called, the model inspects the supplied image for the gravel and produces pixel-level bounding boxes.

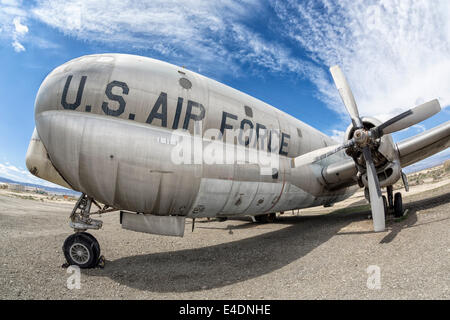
[0,183,449,299]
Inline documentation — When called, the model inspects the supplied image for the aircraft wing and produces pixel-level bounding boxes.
[396,121,450,167]
[319,120,450,191]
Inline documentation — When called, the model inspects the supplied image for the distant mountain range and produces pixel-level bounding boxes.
[403,155,449,174]
[0,176,80,196]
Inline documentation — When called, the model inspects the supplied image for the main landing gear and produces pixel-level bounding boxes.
[365,185,404,219]
[62,193,115,268]
[386,185,404,218]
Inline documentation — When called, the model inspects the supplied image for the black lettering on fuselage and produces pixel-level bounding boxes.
[172,97,183,129]
[146,92,168,127]
[183,100,205,130]
[220,111,238,137]
[268,130,273,152]
[102,80,129,116]
[279,132,290,156]
[61,75,87,110]
[239,119,254,146]
[79,79,290,154]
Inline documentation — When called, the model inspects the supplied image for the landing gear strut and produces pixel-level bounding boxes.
[386,185,394,211]
[63,193,115,268]
[386,185,404,217]
[366,186,404,220]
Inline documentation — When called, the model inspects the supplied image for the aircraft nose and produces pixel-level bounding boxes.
[33,55,117,192]
[34,54,116,119]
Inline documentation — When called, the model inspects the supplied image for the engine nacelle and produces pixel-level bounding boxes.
[344,117,402,189]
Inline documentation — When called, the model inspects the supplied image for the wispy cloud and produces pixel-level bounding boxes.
[0,0,28,52]
[27,1,320,79]
[11,38,25,52]
[31,0,266,75]
[3,1,448,126]
[11,16,28,51]
[330,129,345,143]
[1,1,62,52]
[28,1,449,121]
[271,0,450,122]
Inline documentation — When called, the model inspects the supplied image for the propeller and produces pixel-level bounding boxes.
[330,65,363,129]
[372,99,441,138]
[325,65,441,232]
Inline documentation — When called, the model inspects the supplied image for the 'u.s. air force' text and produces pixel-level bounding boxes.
[61,75,290,156]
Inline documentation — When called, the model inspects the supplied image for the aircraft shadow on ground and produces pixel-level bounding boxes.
[380,192,450,244]
[337,192,450,243]
[89,192,449,293]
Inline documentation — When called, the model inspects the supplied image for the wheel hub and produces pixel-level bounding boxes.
[69,243,90,265]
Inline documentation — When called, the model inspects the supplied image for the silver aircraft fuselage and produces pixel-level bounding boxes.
[28,54,355,218]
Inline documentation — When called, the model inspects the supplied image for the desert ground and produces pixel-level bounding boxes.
[0,164,449,299]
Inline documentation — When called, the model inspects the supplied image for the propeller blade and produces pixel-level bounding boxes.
[362,147,385,232]
[330,65,363,128]
[313,139,355,163]
[375,99,441,136]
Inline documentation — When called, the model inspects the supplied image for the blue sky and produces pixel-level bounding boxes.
[0,0,449,186]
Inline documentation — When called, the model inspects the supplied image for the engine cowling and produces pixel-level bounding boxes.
[344,117,402,189]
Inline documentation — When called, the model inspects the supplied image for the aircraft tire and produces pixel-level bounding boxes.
[382,195,388,217]
[63,232,100,268]
[393,192,403,218]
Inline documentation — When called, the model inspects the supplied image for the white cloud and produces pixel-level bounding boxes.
[28,1,449,125]
[0,1,29,52]
[11,17,28,51]
[1,1,59,52]
[1,0,21,5]
[2,1,448,126]
[12,39,25,52]
[29,0,311,77]
[0,162,61,188]
[13,16,27,34]
[330,129,345,143]
[271,0,450,123]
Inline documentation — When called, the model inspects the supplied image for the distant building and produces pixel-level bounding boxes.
[9,183,25,192]
[34,188,48,195]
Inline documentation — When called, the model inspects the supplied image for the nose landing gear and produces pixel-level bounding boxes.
[62,193,115,268]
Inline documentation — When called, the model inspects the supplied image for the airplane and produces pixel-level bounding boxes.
[25,53,450,268]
